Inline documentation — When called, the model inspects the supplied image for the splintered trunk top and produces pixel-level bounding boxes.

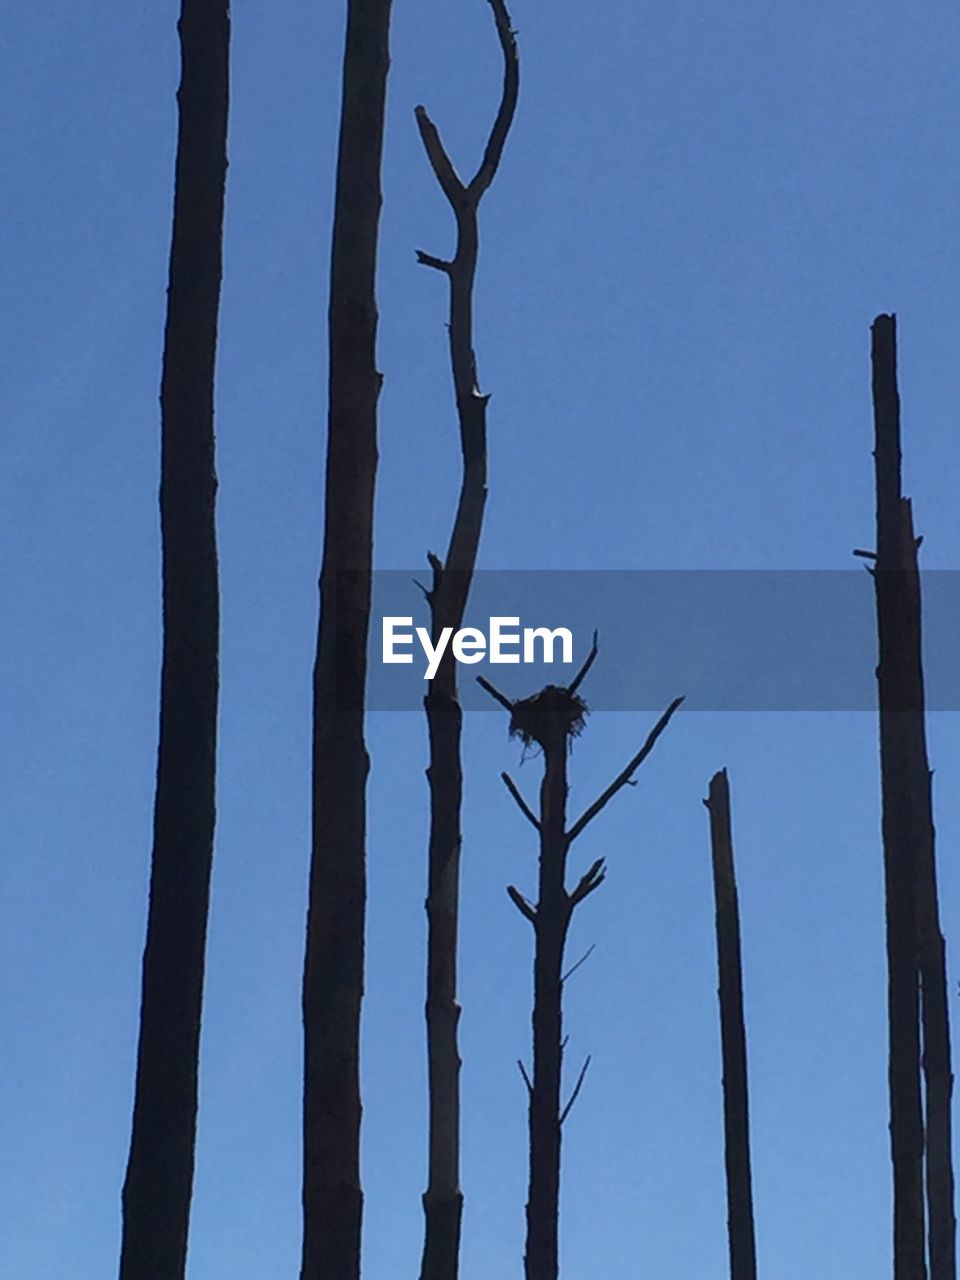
[301,3,391,1279]
[119,3,228,1278]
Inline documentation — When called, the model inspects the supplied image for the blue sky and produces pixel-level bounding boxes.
[2,0,960,1276]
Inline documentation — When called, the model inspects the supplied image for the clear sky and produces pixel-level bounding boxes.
[2,1,960,1277]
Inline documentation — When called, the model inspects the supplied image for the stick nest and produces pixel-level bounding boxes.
[509,684,588,748]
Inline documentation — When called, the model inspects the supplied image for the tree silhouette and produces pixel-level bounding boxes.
[413,3,518,1276]
[705,769,757,1280]
[119,2,229,1277]
[481,652,681,1280]
[300,2,392,1277]
[867,314,955,1280]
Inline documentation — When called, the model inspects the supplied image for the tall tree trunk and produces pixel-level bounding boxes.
[119,3,228,1277]
[524,720,571,1280]
[415,7,518,1278]
[704,769,757,1280]
[870,313,956,1280]
[301,3,391,1277]
[870,313,928,1280]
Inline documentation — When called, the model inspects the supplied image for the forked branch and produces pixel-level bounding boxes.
[569,857,606,909]
[415,0,519,220]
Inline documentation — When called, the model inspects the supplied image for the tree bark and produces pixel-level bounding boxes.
[415,8,517,1278]
[704,769,757,1280]
[119,3,228,1277]
[301,3,391,1277]
[524,722,571,1280]
[870,313,930,1280]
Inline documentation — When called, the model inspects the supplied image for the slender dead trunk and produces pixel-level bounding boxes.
[525,718,571,1280]
[704,769,757,1280]
[301,3,391,1277]
[870,313,929,1280]
[869,313,955,1280]
[920,806,957,1280]
[479,661,682,1280]
[119,3,228,1276]
[415,7,518,1277]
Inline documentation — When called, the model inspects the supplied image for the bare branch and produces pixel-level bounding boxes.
[561,943,596,986]
[517,1059,533,1094]
[567,629,599,696]
[507,884,537,925]
[560,1055,592,1125]
[569,857,606,908]
[567,696,684,843]
[414,104,464,206]
[477,674,514,714]
[502,772,540,830]
[468,0,520,200]
[853,548,878,560]
[416,249,453,274]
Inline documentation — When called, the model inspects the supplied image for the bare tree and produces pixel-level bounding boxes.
[865,313,955,1280]
[301,2,391,1276]
[119,2,229,1277]
[704,769,757,1280]
[413,4,519,1277]
[481,653,682,1280]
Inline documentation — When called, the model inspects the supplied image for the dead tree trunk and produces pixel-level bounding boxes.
[414,7,518,1278]
[480,655,682,1280]
[119,3,228,1277]
[872,310,927,1280]
[911,529,957,1280]
[919,778,957,1280]
[704,769,757,1280]
[869,313,954,1280]
[301,3,391,1277]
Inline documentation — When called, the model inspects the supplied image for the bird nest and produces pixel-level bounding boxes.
[509,684,588,749]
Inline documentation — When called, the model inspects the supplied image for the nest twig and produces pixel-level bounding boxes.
[509,684,588,749]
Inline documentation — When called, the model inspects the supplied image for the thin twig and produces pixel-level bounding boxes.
[567,696,684,843]
[561,943,596,986]
[501,772,540,830]
[560,1055,592,1125]
[416,249,453,274]
[567,629,599,696]
[517,1059,533,1094]
[477,674,514,713]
